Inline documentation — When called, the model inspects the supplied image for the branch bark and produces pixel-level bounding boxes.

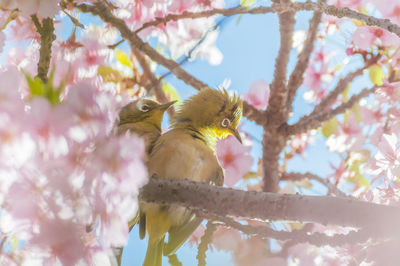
[131,2,400,38]
[262,2,295,192]
[32,16,56,83]
[286,4,324,115]
[140,179,400,237]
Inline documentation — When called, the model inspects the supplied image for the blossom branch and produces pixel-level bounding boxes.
[130,2,400,38]
[31,15,56,83]
[312,56,379,115]
[77,1,264,125]
[200,212,370,247]
[283,86,377,135]
[286,3,324,114]
[262,1,295,192]
[280,172,349,198]
[140,178,400,236]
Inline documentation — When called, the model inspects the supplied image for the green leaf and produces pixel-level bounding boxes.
[26,75,45,97]
[162,82,181,102]
[116,50,132,68]
[369,65,384,86]
[321,117,338,138]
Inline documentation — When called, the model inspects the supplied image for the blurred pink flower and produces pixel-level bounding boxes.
[244,80,270,110]
[0,0,60,18]
[352,26,400,50]
[0,32,4,53]
[217,135,253,187]
[374,134,400,180]
[213,227,241,252]
[370,0,400,25]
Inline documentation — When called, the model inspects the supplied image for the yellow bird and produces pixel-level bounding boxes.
[142,88,243,266]
[117,98,175,154]
[115,98,175,266]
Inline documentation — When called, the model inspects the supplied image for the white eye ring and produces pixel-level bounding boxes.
[221,118,231,128]
[139,103,150,112]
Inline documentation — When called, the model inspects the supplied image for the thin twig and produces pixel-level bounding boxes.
[196,222,217,266]
[280,172,350,198]
[197,212,370,247]
[283,86,377,135]
[31,16,56,83]
[125,2,400,38]
[286,1,324,115]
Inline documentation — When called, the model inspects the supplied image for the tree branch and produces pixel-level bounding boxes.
[286,3,324,115]
[140,179,400,236]
[313,56,379,116]
[31,16,56,83]
[283,86,377,135]
[280,172,349,198]
[262,1,295,192]
[127,2,400,38]
[77,1,265,125]
[199,212,370,247]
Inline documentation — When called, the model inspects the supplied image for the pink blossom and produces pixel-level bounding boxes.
[212,227,241,252]
[216,135,253,187]
[243,80,270,110]
[0,0,60,18]
[373,134,400,180]
[375,81,400,102]
[370,0,400,25]
[352,26,400,50]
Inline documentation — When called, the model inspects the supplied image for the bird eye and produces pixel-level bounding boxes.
[221,118,231,128]
[139,103,150,112]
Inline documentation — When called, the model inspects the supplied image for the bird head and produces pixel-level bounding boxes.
[172,88,243,144]
[118,98,176,128]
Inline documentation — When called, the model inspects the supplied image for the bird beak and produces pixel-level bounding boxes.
[157,100,177,111]
[230,128,242,144]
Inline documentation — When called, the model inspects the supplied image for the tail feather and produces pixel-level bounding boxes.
[143,236,164,266]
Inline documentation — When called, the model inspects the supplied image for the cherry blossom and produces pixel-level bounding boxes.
[243,79,270,110]
[216,135,253,187]
[352,26,400,50]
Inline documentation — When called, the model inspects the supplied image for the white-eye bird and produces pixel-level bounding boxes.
[115,98,175,266]
[141,88,243,266]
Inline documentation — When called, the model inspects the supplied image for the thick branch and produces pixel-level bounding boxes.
[283,86,377,135]
[140,179,400,236]
[286,5,323,115]
[32,16,56,83]
[262,3,295,192]
[281,172,349,198]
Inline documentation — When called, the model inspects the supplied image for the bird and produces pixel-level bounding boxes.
[141,87,243,266]
[116,98,176,154]
[114,98,175,266]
